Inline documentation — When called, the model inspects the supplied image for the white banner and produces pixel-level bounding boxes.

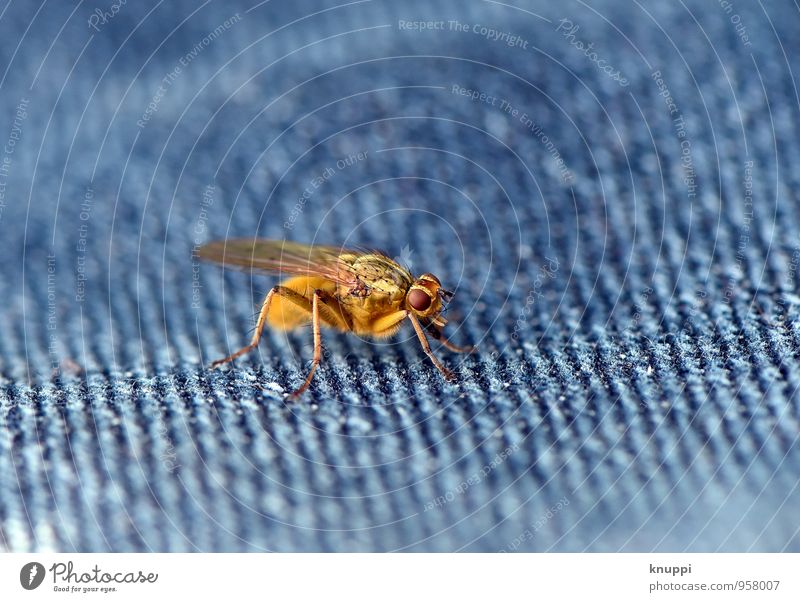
[1,553,797,600]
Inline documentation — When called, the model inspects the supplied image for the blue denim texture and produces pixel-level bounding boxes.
[0,0,798,551]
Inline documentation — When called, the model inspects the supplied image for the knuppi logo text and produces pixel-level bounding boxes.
[20,561,158,591]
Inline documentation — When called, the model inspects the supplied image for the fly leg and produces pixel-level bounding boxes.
[288,289,324,399]
[408,313,455,381]
[424,321,476,354]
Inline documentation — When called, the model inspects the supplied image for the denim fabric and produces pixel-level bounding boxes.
[0,0,798,552]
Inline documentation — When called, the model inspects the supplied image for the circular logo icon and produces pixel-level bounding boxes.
[20,562,46,590]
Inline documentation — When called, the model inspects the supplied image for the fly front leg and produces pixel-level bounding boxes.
[408,313,455,381]
[425,321,476,354]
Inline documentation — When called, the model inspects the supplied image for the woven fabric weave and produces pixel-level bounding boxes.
[0,0,798,551]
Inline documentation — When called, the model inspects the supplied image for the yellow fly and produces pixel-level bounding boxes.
[197,239,475,397]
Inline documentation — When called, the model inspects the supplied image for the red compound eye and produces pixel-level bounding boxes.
[408,288,432,311]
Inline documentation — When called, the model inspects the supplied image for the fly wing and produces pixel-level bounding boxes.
[197,239,361,288]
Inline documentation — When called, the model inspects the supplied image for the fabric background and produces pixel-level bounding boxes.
[0,0,798,551]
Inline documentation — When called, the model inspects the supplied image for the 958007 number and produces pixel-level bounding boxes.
[736,580,780,591]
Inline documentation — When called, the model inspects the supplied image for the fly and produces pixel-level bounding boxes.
[197,239,475,398]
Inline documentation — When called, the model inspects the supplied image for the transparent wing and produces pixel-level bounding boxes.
[197,239,361,287]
